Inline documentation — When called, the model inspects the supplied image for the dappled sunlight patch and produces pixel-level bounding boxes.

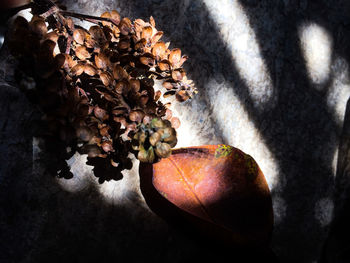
[203,0,274,110]
[56,152,92,193]
[299,23,333,86]
[327,57,350,125]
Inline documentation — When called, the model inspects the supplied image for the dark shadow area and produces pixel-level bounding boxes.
[321,98,350,263]
[1,0,350,262]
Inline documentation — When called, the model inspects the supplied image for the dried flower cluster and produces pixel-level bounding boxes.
[7,1,196,172]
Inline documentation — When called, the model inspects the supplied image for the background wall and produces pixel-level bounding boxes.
[1,0,350,262]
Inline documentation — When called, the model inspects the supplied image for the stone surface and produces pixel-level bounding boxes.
[1,0,350,262]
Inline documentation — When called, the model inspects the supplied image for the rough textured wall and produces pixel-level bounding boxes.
[1,0,350,262]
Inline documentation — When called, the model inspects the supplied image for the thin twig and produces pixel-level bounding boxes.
[60,11,120,27]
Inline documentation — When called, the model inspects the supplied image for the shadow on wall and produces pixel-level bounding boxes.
[133,0,342,262]
[125,0,350,261]
[1,0,350,262]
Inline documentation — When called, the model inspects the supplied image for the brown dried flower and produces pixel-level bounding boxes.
[8,2,197,174]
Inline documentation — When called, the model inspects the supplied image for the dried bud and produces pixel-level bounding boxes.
[155,142,171,158]
[149,132,161,146]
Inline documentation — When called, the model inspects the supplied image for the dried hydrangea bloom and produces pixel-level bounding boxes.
[7,1,197,171]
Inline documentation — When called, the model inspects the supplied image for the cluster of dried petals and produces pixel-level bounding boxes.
[8,5,196,170]
[132,118,177,163]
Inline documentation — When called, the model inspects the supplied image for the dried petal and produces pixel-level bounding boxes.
[119,17,132,35]
[135,39,147,51]
[45,31,59,43]
[112,107,127,116]
[63,54,76,68]
[71,63,85,76]
[140,55,155,67]
[162,81,174,90]
[147,146,155,163]
[95,52,109,70]
[138,146,148,162]
[85,34,95,48]
[129,110,145,123]
[110,158,119,167]
[30,19,47,38]
[170,117,181,129]
[165,109,172,120]
[178,55,188,68]
[139,95,149,105]
[99,71,113,86]
[76,126,93,142]
[100,11,111,26]
[94,106,108,120]
[150,16,156,28]
[171,69,183,81]
[89,25,106,44]
[118,38,130,50]
[84,64,98,76]
[129,79,140,93]
[75,45,90,60]
[99,126,109,137]
[115,80,128,94]
[102,141,114,152]
[73,28,86,45]
[159,60,171,71]
[152,41,166,58]
[169,48,181,67]
[151,31,163,45]
[54,53,65,69]
[141,26,153,41]
[113,116,127,127]
[176,90,190,102]
[113,65,128,80]
[154,90,161,101]
[163,90,176,98]
[151,118,166,129]
[110,10,121,24]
